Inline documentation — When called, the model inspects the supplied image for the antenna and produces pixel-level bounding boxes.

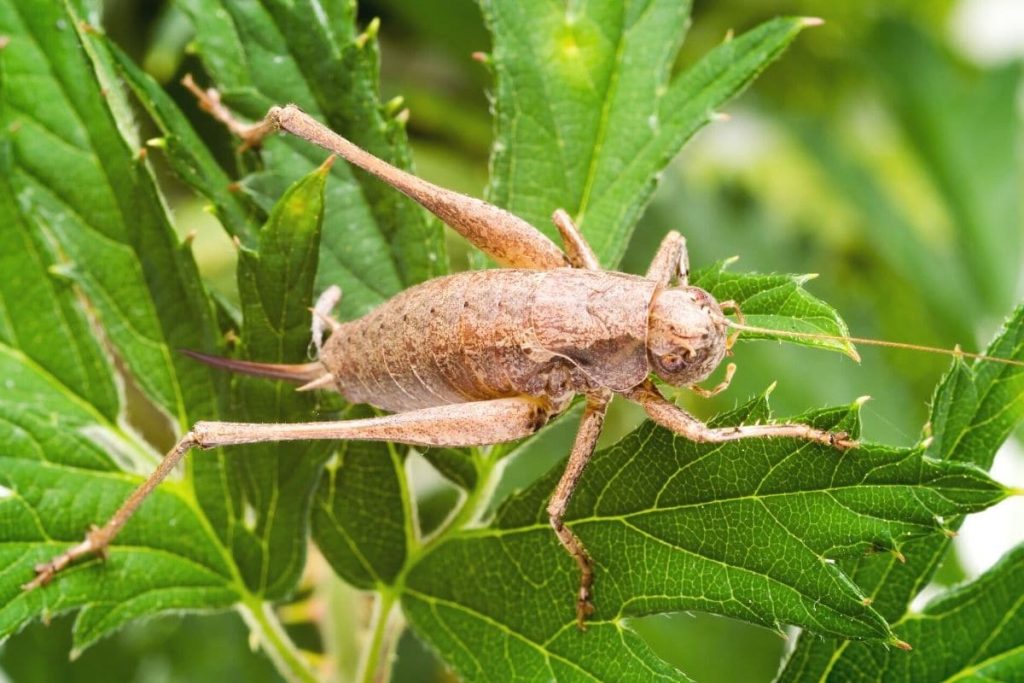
[725,320,1024,369]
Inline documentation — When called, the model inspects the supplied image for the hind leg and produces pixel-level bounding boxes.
[183,77,570,270]
[25,396,557,591]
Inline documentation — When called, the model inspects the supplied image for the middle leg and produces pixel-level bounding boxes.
[551,209,600,270]
[645,231,689,287]
[546,389,612,629]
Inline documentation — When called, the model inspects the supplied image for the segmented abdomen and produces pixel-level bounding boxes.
[321,269,656,412]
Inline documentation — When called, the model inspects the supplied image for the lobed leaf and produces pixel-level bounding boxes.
[40,216,186,427]
[0,0,222,426]
[0,0,246,648]
[227,163,333,598]
[1,1,447,669]
[777,304,1024,681]
[482,1,814,267]
[402,396,1008,680]
[693,262,858,358]
[794,541,1024,682]
[311,406,412,590]
[0,344,239,652]
[878,542,1024,681]
[176,0,447,318]
[96,36,261,244]
[0,156,118,421]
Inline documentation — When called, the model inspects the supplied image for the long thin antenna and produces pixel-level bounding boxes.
[726,321,1024,369]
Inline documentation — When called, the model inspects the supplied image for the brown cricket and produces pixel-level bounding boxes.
[29,88,1017,628]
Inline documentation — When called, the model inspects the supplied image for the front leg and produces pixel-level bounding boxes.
[625,380,856,449]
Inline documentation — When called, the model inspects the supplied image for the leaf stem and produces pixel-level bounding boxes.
[356,591,399,683]
[351,450,502,681]
[239,597,318,683]
[441,450,501,536]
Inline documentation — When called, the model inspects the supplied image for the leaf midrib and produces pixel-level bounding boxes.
[272,6,423,287]
[7,7,193,429]
[404,587,607,681]
[939,328,1024,463]
[573,4,633,234]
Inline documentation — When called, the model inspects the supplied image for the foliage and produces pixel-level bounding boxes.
[0,1,1020,682]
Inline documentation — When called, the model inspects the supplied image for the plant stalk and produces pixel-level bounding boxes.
[356,591,399,683]
[239,597,318,683]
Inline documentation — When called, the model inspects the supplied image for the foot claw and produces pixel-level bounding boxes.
[22,526,109,592]
[22,564,56,592]
[575,587,595,630]
[828,431,857,451]
[575,600,594,630]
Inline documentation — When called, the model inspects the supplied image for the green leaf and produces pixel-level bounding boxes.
[402,396,1007,680]
[0,343,239,652]
[0,0,249,650]
[38,215,188,426]
[176,0,447,318]
[792,542,1024,682]
[402,610,684,682]
[692,262,857,358]
[482,2,813,266]
[228,163,333,598]
[777,304,1024,681]
[95,35,261,244]
[0,151,118,421]
[0,0,223,426]
[882,542,1024,681]
[311,406,412,589]
[929,307,1024,469]
[2,2,442,673]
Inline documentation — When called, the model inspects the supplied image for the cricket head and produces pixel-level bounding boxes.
[647,286,729,386]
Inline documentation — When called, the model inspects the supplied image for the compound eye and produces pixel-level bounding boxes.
[659,353,685,372]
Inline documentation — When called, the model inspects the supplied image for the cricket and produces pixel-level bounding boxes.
[22,84,1024,629]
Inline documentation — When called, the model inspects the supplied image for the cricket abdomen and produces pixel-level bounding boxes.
[320,269,657,412]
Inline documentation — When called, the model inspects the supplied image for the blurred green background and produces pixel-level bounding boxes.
[3,1,1022,681]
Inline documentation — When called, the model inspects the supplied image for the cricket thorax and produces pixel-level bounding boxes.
[646,286,728,386]
[320,269,658,412]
